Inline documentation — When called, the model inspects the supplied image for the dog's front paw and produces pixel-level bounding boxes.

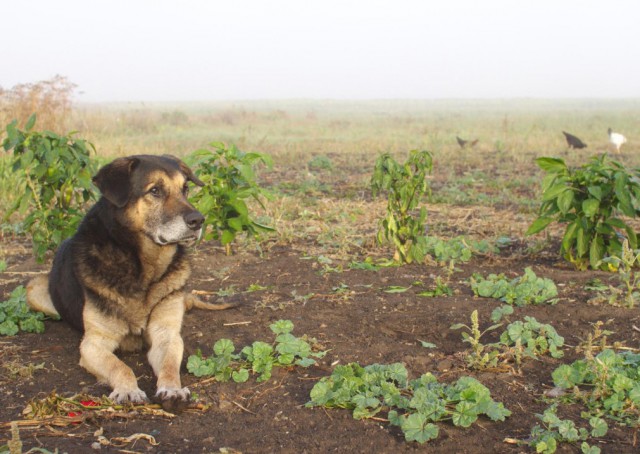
[109,387,148,404]
[155,386,191,413]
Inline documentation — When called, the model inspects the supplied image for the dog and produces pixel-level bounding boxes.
[26,154,228,412]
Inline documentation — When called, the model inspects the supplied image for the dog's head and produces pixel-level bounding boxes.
[93,155,205,245]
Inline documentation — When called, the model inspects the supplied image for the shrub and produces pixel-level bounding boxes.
[186,142,273,253]
[2,115,97,261]
[371,150,433,263]
[527,155,640,270]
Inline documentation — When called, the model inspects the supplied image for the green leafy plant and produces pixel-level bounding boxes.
[0,285,56,336]
[307,362,510,444]
[187,142,273,253]
[527,404,606,454]
[527,155,640,270]
[500,316,565,361]
[423,235,496,264]
[307,155,332,171]
[370,150,433,263]
[596,239,640,307]
[452,311,565,370]
[2,115,97,261]
[470,267,558,306]
[450,310,502,370]
[551,349,640,427]
[186,320,325,382]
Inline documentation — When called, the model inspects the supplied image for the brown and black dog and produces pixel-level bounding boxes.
[26,154,224,411]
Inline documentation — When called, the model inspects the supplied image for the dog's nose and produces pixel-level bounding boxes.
[184,211,204,230]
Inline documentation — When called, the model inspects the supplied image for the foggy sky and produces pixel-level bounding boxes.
[2,0,639,102]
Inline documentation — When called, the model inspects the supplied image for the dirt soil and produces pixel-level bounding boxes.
[1,226,640,453]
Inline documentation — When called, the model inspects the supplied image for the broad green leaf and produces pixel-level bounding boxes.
[582,198,600,218]
[526,217,554,235]
[557,189,575,213]
[536,157,567,173]
[542,183,569,202]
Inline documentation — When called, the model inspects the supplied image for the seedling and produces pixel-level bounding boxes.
[307,362,510,444]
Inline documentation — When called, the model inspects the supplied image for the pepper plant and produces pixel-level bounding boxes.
[186,142,273,253]
[527,154,640,270]
[2,114,97,261]
[371,150,433,263]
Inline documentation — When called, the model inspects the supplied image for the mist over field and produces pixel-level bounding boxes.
[2,1,640,102]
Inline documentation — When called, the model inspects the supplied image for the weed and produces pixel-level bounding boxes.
[470,267,558,306]
[552,349,640,427]
[597,240,640,307]
[307,362,510,444]
[500,316,564,361]
[450,310,502,370]
[423,236,496,264]
[307,155,332,171]
[0,285,56,336]
[527,404,606,454]
[187,320,325,382]
[452,311,565,370]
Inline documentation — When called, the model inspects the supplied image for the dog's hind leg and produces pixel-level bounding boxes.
[146,292,190,413]
[26,275,59,317]
[80,304,148,404]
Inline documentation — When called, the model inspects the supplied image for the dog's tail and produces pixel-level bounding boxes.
[184,293,236,311]
[26,275,60,317]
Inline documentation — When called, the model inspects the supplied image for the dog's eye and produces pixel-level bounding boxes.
[148,186,162,197]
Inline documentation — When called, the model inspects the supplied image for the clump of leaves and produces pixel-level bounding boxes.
[423,235,496,264]
[528,404,607,454]
[187,320,325,382]
[470,267,558,306]
[186,142,273,253]
[307,362,510,444]
[551,349,640,427]
[0,285,55,336]
[2,115,97,261]
[307,154,332,171]
[370,150,433,264]
[527,155,640,270]
[500,316,565,361]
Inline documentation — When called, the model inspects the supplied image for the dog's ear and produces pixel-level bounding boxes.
[163,154,204,187]
[93,157,140,207]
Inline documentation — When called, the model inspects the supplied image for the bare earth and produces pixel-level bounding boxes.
[1,203,639,453]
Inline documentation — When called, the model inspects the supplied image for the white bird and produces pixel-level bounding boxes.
[608,127,627,153]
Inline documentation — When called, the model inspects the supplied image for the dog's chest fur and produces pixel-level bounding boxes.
[76,232,190,333]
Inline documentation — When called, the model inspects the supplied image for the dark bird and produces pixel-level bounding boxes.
[456,136,479,149]
[562,131,587,149]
